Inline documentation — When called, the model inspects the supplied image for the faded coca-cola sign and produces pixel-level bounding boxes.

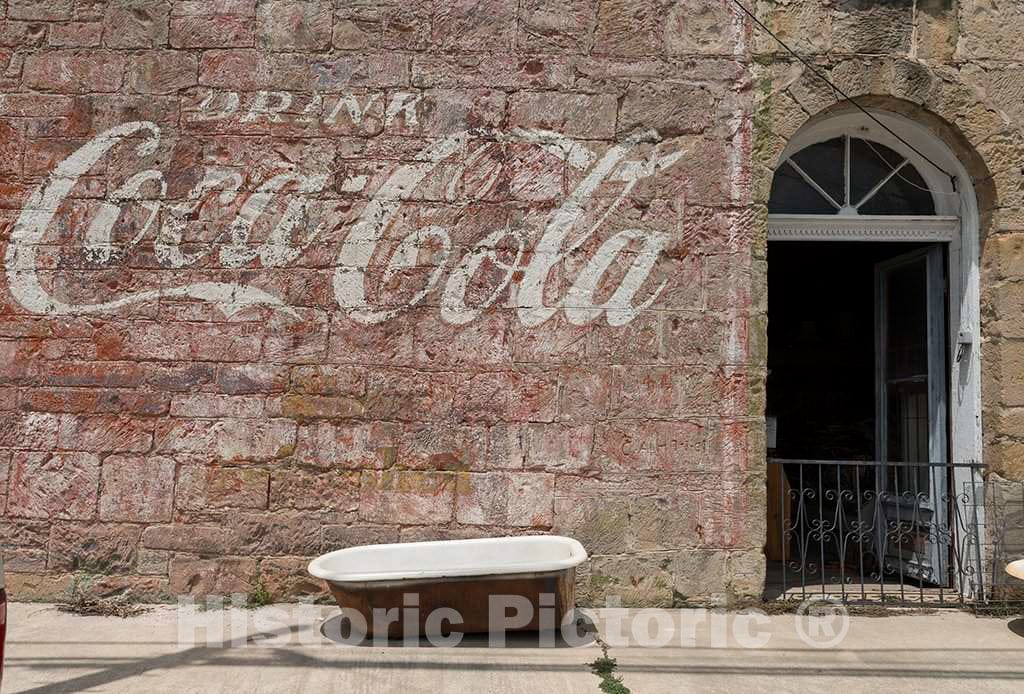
[5,118,686,328]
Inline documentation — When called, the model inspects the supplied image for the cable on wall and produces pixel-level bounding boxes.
[729,0,961,191]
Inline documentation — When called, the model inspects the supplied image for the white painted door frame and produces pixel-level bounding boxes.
[766,109,984,595]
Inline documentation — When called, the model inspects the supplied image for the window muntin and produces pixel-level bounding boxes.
[768,135,936,216]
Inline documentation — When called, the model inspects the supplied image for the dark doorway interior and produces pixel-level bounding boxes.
[765,241,935,460]
[765,240,956,596]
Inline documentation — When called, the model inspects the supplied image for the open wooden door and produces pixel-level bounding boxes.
[874,244,949,585]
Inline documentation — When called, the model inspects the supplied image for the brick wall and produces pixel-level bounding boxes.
[6,0,1020,607]
[0,0,764,604]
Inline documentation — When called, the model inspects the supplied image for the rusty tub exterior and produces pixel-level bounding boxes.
[308,536,587,638]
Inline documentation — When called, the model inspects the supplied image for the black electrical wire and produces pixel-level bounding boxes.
[729,0,960,190]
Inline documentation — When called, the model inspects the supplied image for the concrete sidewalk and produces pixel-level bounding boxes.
[4,602,1024,693]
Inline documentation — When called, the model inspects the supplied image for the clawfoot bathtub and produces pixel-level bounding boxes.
[308,535,588,637]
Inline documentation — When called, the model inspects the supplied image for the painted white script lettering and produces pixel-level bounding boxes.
[5,120,686,327]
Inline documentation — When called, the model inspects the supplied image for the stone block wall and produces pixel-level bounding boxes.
[754,0,1024,597]
[752,0,1024,485]
[2,0,1022,606]
[0,0,764,605]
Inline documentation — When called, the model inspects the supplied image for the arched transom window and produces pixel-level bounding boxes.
[769,135,936,216]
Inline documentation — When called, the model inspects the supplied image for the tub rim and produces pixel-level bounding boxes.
[308,535,588,583]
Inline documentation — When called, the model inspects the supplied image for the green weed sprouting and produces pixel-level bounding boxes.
[587,633,631,694]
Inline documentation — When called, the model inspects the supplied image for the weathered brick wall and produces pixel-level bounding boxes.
[0,0,764,604]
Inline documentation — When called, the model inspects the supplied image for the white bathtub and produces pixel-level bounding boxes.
[309,535,588,636]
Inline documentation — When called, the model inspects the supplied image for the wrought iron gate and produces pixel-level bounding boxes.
[767,458,985,605]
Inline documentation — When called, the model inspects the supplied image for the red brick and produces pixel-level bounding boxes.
[0,519,49,549]
[8,0,71,21]
[0,412,62,450]
[169,555,258,596]
[102,0,170,48]
[127,50,199,94]
[267,393,364,420]
[511,314,594,365]
[154,418,296,461]
[432,0,515,51]
[398,423,486,470]
[4,549,48,572]
[0,94,74,118]
[23,50,125,92]
[618,82,715,137]
[358,470,455,525]
[172,0,256,16]
[364,369,454,421]
[322,523,399,549]
[40,361,143,388]
[216,364,288,394]
[144,363,216,392]
[509,92,617,139]
[330,10,377,50]
[176,464,269,510]
[259,556,327,598]
[455,471,555,527]
[608,366,691,418]
[8,452,100,519]
[256,0,331,50]
[328,314,414,365]
[23,137,89,177]
[58,415,154,453]
[0,180,22,208]
[169,393,264,418]
[0,452,10,497]
[115,322,264,362]
[137,548,170,575]
[487,424,527,468]
[269,466,359,513]
[519,0,598,52]
[411,54,572,89]
[333,0,430,50]
[398,526,494,542]
[412,311,514,368]
[593,0,664,56]
[99,454,175,522]
[210,51,317,92]
[142,524,232,554]
[705,253,753,311]
[507,371,558,423]
[0,119,22,176]
[198,48,259,90]
[288,365,365,396]
[0,20,48,47]
[294,421,398,469]
[559,368,612,421]
[383,89,506,136]
[0,0,766,606]
[661,312,734,365]
[170,14,254,48]
[47,521,141,572]
[77,92,181,131]
[592,420,707,473]
[524,423,594,473]
[310,53,409,89]
[450,373,510,424]
[48,21,103,47]
[227,511,323,555]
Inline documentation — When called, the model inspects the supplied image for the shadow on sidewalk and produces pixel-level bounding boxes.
[317,610,597,648]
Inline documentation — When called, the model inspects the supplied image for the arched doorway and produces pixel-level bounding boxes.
[764,108,984,603]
